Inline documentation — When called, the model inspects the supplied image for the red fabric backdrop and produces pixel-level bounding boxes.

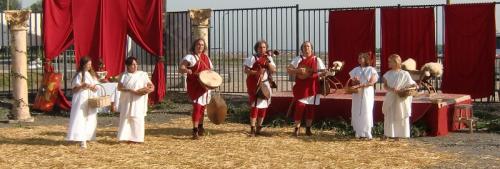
[381,7,436,73]
[43,0,165,105]
[441,4,496,99]
[328,10,375,83]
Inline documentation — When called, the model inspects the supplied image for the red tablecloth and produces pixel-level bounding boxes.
[267,92,471,136]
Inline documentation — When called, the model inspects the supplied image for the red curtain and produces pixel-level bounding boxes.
[43,0,165,105]
[328,10,375,83]
[42,0,73,72]
[381,8,436,73]
[42,0,73,110]
[441,4,496,99]
[127,0,165,104]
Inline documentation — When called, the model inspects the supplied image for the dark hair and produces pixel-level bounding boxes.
[358,52,372,67]
[300,41,314,54]
[190,38,207,54]
[125,56,138,66]
[73,56,96,82]
[253,40,268,53]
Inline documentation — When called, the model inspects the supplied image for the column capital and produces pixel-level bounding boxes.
[189,9,212,26]
[5,10,31,31]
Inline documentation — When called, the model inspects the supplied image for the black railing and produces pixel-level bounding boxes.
[1,2,500,102]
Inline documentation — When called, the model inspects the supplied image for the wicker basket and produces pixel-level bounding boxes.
[397,87,418,98]
[344,79,359,94]
[88,84,111,108]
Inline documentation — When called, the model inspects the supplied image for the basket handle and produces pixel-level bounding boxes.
[344,78,355,90]
[94,84,107,96]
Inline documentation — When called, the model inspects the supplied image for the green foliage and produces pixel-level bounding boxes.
[151,98,178,111]
[226,102,250,124]
[474,107,500,133]
[30,0,42,12]
[411,120,429,137]
[0,0,21,11]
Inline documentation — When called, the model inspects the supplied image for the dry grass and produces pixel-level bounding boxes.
[0,117,462,168]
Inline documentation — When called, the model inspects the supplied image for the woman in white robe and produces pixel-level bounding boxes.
[117,56,154,143]
[382,54,417,140]
[349,52,378,139]
[66,57,99,149]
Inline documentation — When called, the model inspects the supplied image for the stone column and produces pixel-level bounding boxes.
[5,10,33,123]
[189,9,212,47]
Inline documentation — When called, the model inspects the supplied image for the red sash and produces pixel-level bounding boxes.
[293,56,319,100]
[186,53,211,101]
[246,54,268,104]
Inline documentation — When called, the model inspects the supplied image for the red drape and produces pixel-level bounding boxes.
[328,10,375,83]
[441,4,496,99]
[42,0,73,71]
[72,0,102,68]
[127,0,165,104]
[381,7,436,73]
[43,0,165,106]
[42,0,73,110]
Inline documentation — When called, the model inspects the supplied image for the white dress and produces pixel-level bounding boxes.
[290,55,326,105]
[382,70,416,138]
[117,71,151,142]
[349,66,379,138]
[183,54,214,106]
[66,72,99,141]
[244,55,276,108]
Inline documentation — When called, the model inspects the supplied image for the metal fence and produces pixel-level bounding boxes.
[0,3,499,102]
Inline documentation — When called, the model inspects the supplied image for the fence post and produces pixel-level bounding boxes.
[295,4,300,56]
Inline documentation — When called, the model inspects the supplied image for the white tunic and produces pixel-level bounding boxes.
[183,54,214,106]
[290,55,326,105]
[66,71,99,141]
[382,70,416,138]
[349,66,379,138]
[117,71,151,142]
[244,55,276,108]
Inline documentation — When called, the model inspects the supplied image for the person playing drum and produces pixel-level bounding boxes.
[244,40,277,137]
[179,38,214,139]
[286,41,326,136]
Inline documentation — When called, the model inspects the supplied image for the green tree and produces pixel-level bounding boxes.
[30,0,42,12]
[0,0,21,11]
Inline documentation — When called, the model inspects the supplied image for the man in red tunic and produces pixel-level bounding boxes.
[179,38,214,139]
[287,41,326,136]
[244,40,276,136]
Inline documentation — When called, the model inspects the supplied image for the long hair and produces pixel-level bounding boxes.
[300,41,314,55]
[190,38,207,54]
[73,56,97,82]
[358,52,372,67]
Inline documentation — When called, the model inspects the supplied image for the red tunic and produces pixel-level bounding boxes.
[186,53,211,101]
[246,54,268,104]
[293,56,319,100]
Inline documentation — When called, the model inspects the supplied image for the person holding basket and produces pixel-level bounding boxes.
[117,56,154,143]
[66,56,100,149]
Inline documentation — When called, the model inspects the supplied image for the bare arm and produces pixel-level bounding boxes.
[147,82,155,93]
[179,60,192,75]
[267,64,277,74]
[244,66,262,75]
[286,64,301,75]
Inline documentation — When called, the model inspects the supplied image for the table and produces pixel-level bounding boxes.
[267,91,471,136]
